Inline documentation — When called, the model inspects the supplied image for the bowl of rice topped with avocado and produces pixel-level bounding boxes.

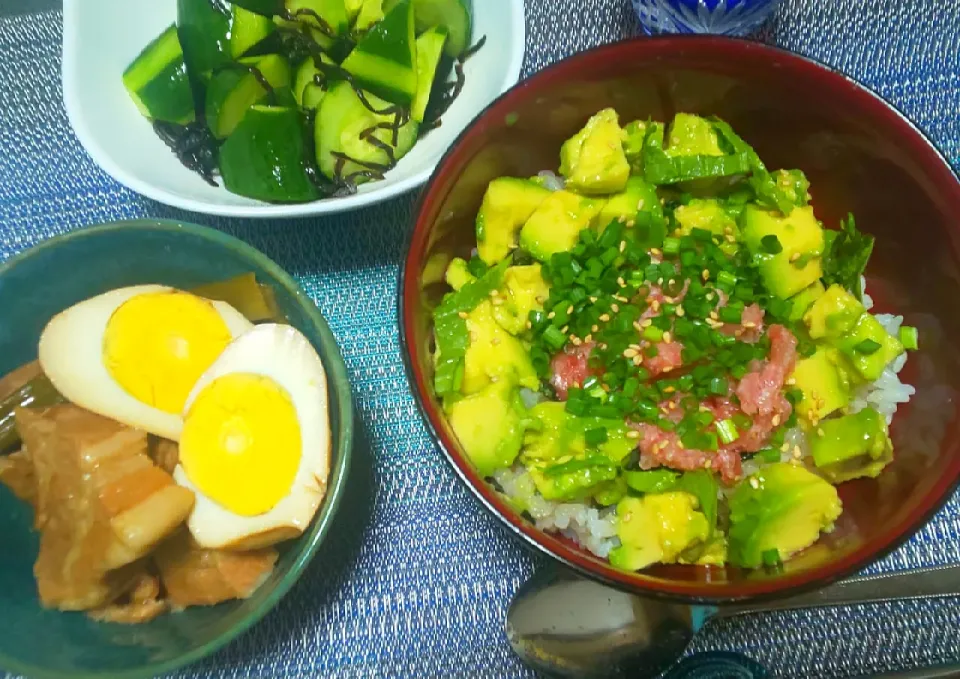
[401,37,960,601]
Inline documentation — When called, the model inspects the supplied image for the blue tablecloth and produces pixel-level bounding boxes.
[1,1,959,677]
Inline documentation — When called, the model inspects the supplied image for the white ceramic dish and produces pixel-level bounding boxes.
[62,0,525,218]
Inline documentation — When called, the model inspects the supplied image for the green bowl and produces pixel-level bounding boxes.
[0,220,354,679]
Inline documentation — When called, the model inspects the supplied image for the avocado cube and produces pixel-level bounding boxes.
[592,176,661,231]
[741,204,826,298]
[447,383,527,478]
[521,402,585,461]
[674,198,740,254]
[444,257,475,291]
[462,301,539,394]
[835,313,904,382]
[491,264,550,335]
[810,407,893,483]
[529,454,619,502]
[787,280,826,322]
[608,493,710,571]
[790,347,853,423]
[559,108,630,195]
[476,178,551,265]
[622,120,648,173]
[665,113,724,157]
[728,462,842,568]
[519,190,604,262]
[803,283,865,340]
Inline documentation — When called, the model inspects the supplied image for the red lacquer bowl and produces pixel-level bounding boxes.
[399,36,960,603]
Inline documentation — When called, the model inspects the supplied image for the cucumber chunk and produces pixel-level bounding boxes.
[220,105,319,202]
[123,23,196,125]
[177,0,232,91]
[230,5,276,58]
[354,0,384,32]
[340,0,417,106]
[234,0,349,35]
[206,54,292,138]
[294,54,334,110]
[315,80,419,183]
[384,0,471,56]
[412,25,447,122]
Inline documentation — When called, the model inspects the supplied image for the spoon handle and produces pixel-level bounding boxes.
[720,563,960,617]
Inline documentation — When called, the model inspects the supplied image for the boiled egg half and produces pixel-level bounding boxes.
[39,285,253,441]
[173,323,330,550]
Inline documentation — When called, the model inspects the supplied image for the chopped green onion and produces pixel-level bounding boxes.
[542,325,567,350]
[761,548,782,567]
[758,447,781,463]
[663,237,681,255]
[635,399,659,420]
[760,234,783,254]
[708,377,728,395]
[718,306,742,324]
[565,398,589,416]
[584,427,609,446]
[854,338,882,355]
[899,325,919,350]
[642,326,665,342]
[717,270,737,287]
[716,418,739,444]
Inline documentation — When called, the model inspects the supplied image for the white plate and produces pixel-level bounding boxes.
[61,0,525,218]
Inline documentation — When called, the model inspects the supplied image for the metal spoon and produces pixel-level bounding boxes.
[506,563,960,679]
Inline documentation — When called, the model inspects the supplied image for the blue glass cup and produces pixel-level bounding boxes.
[633,0,782,36]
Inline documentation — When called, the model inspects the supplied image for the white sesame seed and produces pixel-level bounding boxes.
[626,430,640,439]
[458,311,469,319]
[749,477,760,489]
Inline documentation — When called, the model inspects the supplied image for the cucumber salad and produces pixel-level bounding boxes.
[433,110,919,571]
[123,0,479,203]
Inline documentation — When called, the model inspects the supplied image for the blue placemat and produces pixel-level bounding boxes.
[1,1,959,677]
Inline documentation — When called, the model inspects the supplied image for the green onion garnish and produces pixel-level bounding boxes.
[717,270,737,287]
[584,427,609,446]
[542,325,567,350]
[760,234,783,254]
[716,418,739,444]
[854,338,882,355]
[663,237,681,255]
[899,325,919,350]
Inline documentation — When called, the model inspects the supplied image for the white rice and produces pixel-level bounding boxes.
[492,282,915,559]
[537,170,565,192]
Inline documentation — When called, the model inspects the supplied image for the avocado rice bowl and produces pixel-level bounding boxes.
[432,110,919,572]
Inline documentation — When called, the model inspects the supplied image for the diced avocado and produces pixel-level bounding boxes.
[529,454,619,502]
[803,283,865,340]
[447,382,526,477]
[519,190,604,262]
[559,108,630,195]
[728,462,842,568]
[522,402,585,461]
[679,535,727,566]
[444,257,475,291]
[835,313,904,382]
[492,265,550,335]
[788,280,826,322]
[521,402,637,464]
[674,198,738,254]
[741,204,825,299]
[622,120,647,173]
[476,178,552,264]
[810,407,893,483]
[608,493,710,571]
[594,476,628,507]
[462,301,539,394]
[790,347,853,423]
[592,176,661,232]
[665,113,724,157]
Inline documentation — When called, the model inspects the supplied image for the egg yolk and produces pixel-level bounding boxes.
[179,373,301,516]
[103,291,234,414]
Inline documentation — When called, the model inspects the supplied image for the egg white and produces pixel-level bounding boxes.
[174,323,331,550]
[38,284,254,441]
